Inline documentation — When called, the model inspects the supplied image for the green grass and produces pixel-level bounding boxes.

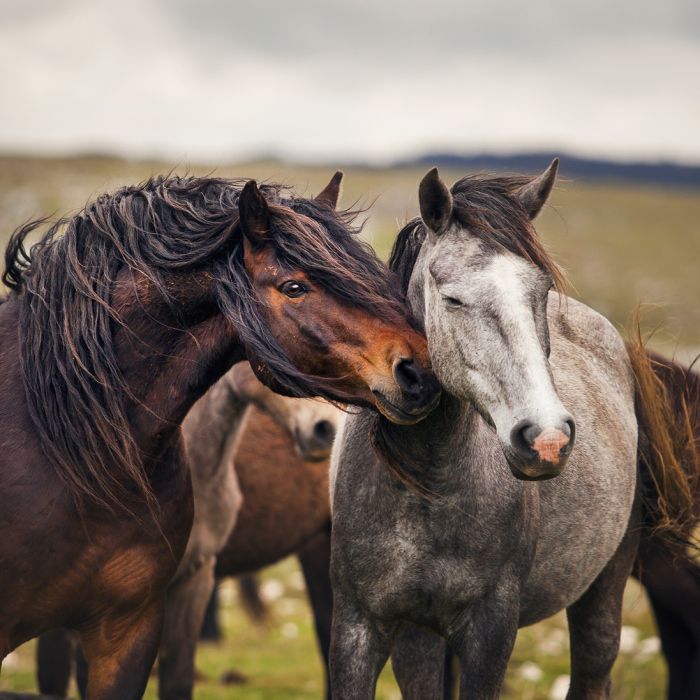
[1,558,667,699]
[0,155,692,698]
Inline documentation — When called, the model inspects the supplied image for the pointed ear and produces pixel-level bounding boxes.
[315,171,343,209]
[238,180,270,245]
[419,167,453,234]
[513,158,559,219]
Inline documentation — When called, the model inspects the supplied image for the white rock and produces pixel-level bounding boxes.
[636,635,662,659]
[260,578,285,602]
[619,625,640,654]
[549,674,570,700]
[3,651,18,669]
[518,661,544,682]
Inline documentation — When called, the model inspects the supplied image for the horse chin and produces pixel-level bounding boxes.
[371,390,440,425]
[504,452,567,481]
[295,445,331,463]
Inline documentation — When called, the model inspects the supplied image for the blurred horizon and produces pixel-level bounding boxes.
[2,0,699,165]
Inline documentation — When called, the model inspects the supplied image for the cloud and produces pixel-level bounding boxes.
[1,0,698,162]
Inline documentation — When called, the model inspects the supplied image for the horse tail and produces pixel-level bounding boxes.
[237,574,269,624]
[627,328,700,549]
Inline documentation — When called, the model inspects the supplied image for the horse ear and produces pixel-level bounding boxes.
[513,158,559,220]
[238,180,270,245]
[315,171,343,209]
[419,168,453,235]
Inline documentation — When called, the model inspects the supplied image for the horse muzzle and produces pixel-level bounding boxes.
[371,358,441,425]
[504,417,576,480]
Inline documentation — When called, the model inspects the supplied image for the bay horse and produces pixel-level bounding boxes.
[0,172,440,699]
[632,352,700,700]
[329,161,698,699]
[35,360,341,700]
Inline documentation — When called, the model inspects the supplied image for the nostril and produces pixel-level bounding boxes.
[393,358,422,397]
[510,420,541,457]
[564,418,575,444]
[313,419,335,444]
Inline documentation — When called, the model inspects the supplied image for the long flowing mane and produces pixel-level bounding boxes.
[2,175,405,515]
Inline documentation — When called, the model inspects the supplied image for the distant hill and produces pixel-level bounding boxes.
[394,152,700,188]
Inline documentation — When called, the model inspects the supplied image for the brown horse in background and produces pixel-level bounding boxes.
[0,173,440,699]
[215,406,334,695]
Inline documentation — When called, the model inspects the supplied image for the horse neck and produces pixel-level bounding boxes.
[113,269,247,460]
[182,370,252,483]
[381,393,480,494]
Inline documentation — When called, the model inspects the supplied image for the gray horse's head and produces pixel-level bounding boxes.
[407,160,575,480]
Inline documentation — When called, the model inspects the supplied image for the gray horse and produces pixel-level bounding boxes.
[329,162,693,699]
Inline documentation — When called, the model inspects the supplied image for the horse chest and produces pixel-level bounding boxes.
[355,495,530,624]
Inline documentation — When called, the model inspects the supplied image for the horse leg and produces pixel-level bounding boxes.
[297,527,333,700]
[448,589,519,700]
[636,534,700,700]
[199,581,220,641]
[565,516,639,700]
[79,601,164,700]
[75,643,88,699]
[648,594,697,700]
[158,558,216,700]
[391,624,446,699]
[37,629,74,696]
[329,594,392,700]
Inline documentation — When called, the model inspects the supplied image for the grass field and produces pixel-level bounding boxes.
[1,155,698,357]
[0,155,696,698]
[0,559,668,699]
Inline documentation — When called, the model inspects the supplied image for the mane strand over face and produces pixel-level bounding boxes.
[214,195,409,401]
[449,174,565,290]
[1,175,406,516]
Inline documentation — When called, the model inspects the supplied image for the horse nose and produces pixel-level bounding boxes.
[313,419,335,447]
[510,417,575,471]
[392,357,441,411]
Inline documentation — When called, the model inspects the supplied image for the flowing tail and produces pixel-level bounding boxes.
[627,331,700,548]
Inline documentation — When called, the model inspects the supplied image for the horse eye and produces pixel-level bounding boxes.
[442,295,463,309]
[279,280,308,299]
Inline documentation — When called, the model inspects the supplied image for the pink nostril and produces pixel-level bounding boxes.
[531,428,571,465]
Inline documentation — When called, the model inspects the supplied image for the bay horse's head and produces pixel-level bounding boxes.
[399,160,575,478]
[228,173,440,425]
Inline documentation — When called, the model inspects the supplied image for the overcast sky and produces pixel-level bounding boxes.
[1,0,698,164]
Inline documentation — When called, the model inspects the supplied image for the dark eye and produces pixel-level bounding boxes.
[442,295,463,309]
[279,280,308,298]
